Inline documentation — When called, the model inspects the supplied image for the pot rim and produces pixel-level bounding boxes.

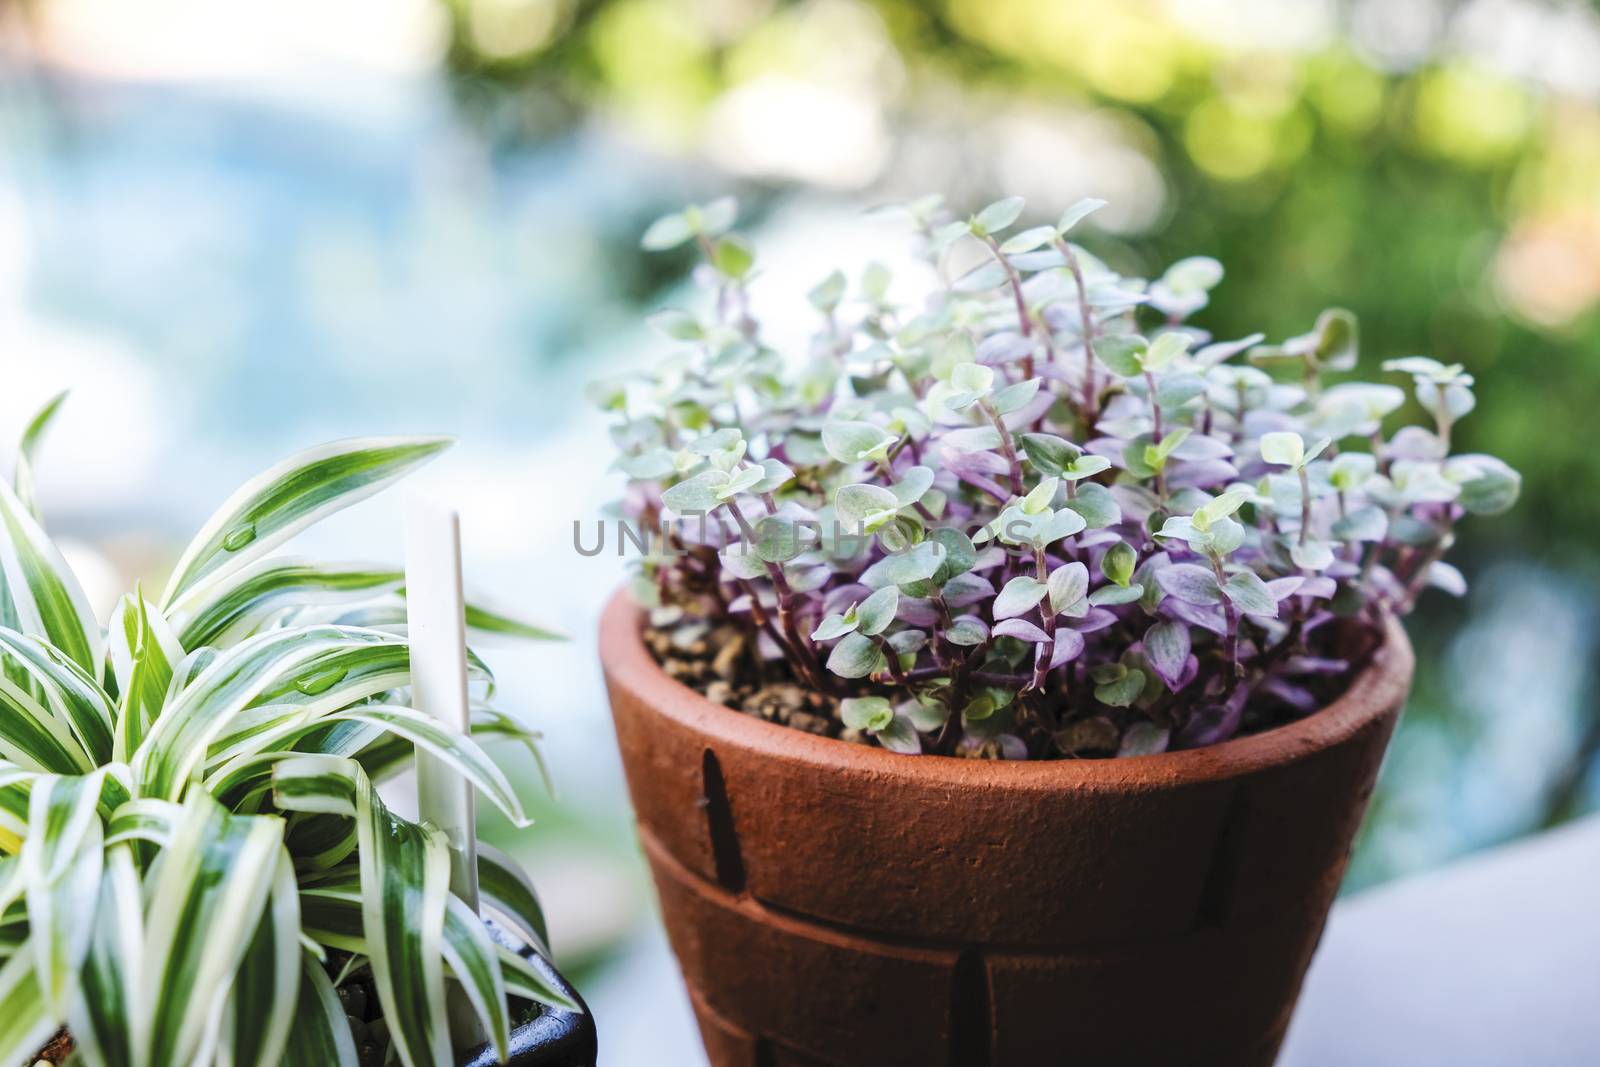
[600,588,1414,792]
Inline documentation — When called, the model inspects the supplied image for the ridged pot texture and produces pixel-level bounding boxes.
[601,590,1413,1067]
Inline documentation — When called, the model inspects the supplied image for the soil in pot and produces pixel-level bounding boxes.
[644,606,1383,759]
[605,590,1414,1067]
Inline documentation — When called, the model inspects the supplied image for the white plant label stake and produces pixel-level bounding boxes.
[405,494,485,1047]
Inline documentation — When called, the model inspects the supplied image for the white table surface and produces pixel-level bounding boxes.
[588,815,1600,1066]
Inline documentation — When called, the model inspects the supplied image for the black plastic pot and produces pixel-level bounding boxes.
[460,924,598,1067]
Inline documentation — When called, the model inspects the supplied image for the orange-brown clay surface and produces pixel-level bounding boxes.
[601,590,1414,1067]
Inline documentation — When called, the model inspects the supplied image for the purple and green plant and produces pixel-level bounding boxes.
[595,195,1520,759]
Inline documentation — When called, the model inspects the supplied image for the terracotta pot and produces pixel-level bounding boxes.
[601,590,1413,1067]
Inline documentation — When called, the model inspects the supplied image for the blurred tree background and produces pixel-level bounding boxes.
[431,0,1600,884]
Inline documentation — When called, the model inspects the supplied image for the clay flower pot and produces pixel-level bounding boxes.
[601,590,1414,1067]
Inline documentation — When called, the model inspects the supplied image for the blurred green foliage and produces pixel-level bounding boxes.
[437,0,1600,876]
[437,0,1598,557]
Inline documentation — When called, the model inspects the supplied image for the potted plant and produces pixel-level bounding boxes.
[596,196,1519,1066]
[0,400,596,1067]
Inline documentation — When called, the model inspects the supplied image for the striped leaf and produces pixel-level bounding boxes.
[272,756,453,1067]
[21,769,113,1012]
[171,559,404,651]
[159,436,451,612]
[477,844,551,958]
[142,793,284,1067]
[133,626,412,801]
[0,478,103,678]
[440,894,511,1061]
[13,390,68,523]
[281,951,358,1066]
[0,666,94,776]
[223,851,300,1067]
[65,844,146,1067]
[107,594,185,763]
[0,629,115,769]
[0,949,53,1066]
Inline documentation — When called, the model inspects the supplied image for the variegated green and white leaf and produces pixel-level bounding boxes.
[0,629,115,769]
[21,769,112,1012]
[107,594,185,763]
[0,479,103,679]
[13,390,68,523]
[0,668,94,776]
[172,559,404,651]
[281,951,358,1067]
[134,626,411,801]
[477,843,550,958]
[65,843,146,1067]
[497,943,581,1013]
[272,756,452,1067]
[441,894,511,1061]
[223,851,300,1067]
[0,948,54,1066]
[104,798,182,851]
[142,793,283,1067]
[159,436,451,612]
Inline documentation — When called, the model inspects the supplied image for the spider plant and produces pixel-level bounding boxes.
[0,395,575,1066]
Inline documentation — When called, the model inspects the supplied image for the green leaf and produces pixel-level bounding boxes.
[1096,335,1147,377]
[1047,563,1088,615]
[999,225,1057,254]
[840,696,893,732]
[661,471,725,514]
[1065,483,1120,528]
[825,633,883,679]
[811,613,857,642]
[822,420,895,464]
[280,951,359,1066]
[0,478,103,678]
[1095,668,1146,708]
[647,309,703,341]
[991,377,1042,415]
[855,586,899,637]
[929,528,977,583]
[1448,454,1522,516]
[1101,542,1136,587]
[640,211,694,251]
[160,437,451,612]
[972,196,1025,234]
[13,390,68,523]
[1222,571,1277,617]
[1019,433,1078,477]
[1056,198,1106,234]
[108,594,184,762]
[441,893,512,1061]
[135,626,413,801]
[808,270,847,312]
[0,629,113,770]
[1089,584,1144,606]
[1143,332,1193,373]
[1260,432,1305,468]
[144,793,286,1066]
[0,949,53,1066]
[835,483,900,531]
[712,236,754,280]
[64,842,146,1067]
[225,851,301,1067]
[994,576,1048,620]
[20,769,112,1013]
[477,843,550,958]
[272,756,453,1067]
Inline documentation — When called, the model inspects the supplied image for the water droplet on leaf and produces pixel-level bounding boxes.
[222,523,257,552]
